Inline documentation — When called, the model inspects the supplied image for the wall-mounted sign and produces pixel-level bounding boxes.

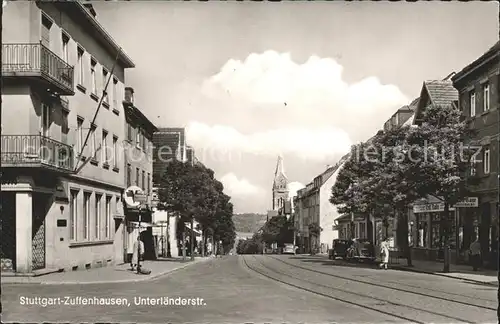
[413,197,479,213]
[124,186,147,208]
[453,197,478,208]
[413,203,455,213]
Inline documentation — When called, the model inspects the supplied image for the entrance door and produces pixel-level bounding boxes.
[32,194,47,271]
[0,193,16,272]
[40,14,52,72]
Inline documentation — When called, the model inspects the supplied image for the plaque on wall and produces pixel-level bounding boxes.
[57,219,67,227]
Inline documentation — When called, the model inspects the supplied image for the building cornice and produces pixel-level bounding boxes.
[55,1,135,68]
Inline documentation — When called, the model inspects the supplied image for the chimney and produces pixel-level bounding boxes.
[124,87,134,104]
[326,164,331,170]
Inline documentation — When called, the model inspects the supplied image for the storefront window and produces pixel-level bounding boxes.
[416,214,427,247]
[431,223,440,248]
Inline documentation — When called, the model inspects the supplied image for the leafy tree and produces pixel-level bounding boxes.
[261,215,294,247]
[157,160,236,260]
[405,104,475,272]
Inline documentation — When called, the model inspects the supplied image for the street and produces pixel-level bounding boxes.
[2,255,497,323]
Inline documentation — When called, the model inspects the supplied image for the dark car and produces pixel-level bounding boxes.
[328,239,351,260]
[346,239,376,262]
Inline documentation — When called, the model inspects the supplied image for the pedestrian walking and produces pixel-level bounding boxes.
[469,238,481,271]
[131,236,144,271]
[379,238,389,270]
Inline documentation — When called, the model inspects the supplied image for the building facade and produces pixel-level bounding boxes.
[451,42,499,268]
[122,87,157,262]
[152,127,186,185]
[1,1,134,273]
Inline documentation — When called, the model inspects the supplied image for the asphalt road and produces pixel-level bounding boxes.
[1,255,497,323]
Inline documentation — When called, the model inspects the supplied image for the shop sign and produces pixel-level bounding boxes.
[413,203,456,213]
[453,197,478,208]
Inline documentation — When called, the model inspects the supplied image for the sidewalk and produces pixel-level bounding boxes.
[1,257,210,285]
[391,258,498,286]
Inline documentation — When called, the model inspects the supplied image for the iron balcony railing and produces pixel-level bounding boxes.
[1,135,74,172]
[2,43,74,93]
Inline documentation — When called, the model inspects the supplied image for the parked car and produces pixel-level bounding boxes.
[346,239,376,262]
[328,239,351,260]
[282,243,296,254]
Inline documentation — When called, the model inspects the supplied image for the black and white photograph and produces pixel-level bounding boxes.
[0,0,499,323]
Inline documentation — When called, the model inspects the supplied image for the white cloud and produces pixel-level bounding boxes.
[186,122,352,161]
[193,51,409,161]
[220,173,264,198]
[287,181,305,198]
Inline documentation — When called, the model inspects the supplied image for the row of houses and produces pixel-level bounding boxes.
[0,1,200,275]
[293,41,499,269]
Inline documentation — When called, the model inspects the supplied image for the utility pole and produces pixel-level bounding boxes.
[137,205,142,273]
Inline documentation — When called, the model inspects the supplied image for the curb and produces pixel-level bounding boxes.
[392,265,498,287]
[2,258,211,286]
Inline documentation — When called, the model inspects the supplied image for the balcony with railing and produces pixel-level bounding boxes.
[2,43,75,95]
[1,135,74,173]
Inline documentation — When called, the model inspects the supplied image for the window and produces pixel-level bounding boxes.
[102,130,108,164]
[105,196,112,239]
[470,91,476,117]
[127,164,132,187]
[102,69,109,103]
[142,170,145,191]
[136,168,140,187]
[127,124,133,141]
[95,194,102,240]
[112,78,118,109]
[91,59,97,94]
[77,117,84,154]
[136,128,140,147]
[62,33,69,63]
[70,190,78,240]
[41,14,52,47]
[90,125,97,160]
[41,103,50,137]
[483,83,490,111]
[61,110,69,144]
[113,136,118,167]
[83,192,91,240]
[77,48,84,86]
[147,173,150,194]
[484,149,490,174]
[470,153,477,176]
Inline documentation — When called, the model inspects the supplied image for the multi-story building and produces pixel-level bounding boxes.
[152,127,186,185]
[122,87,157,261]
[1,1,134,274]
[451,41,499,268]
[293,155,351,254]
[151,127,203,257]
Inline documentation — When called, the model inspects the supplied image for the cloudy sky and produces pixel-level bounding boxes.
[93,1,498,214]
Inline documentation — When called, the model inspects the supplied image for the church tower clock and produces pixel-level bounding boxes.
[272,155,289,212]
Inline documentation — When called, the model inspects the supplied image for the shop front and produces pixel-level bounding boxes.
[410,196,479,264]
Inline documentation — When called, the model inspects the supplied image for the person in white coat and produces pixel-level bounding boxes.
[379,238,390,270]
[131,236,144,271]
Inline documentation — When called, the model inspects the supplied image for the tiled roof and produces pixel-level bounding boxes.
[424,80,458,106]
[452,41,500,82]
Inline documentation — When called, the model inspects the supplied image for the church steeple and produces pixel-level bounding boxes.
[272,155,289,211]
[274,154,286,178]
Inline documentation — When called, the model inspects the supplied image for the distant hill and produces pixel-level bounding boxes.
[232,213,267,234]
